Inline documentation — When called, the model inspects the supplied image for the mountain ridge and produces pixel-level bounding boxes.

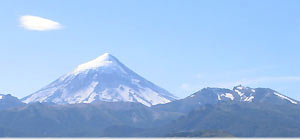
[154,85,299,113]
[0,84,300,137]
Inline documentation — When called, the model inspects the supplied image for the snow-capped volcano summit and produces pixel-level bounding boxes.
[22,53,177,106]
[72,53,121,75]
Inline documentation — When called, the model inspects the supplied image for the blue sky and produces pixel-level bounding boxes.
[1,0,300,99]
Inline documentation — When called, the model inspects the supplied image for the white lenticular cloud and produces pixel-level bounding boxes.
[20,15,62,31]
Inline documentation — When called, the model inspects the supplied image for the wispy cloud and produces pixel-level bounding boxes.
[20,15,62,31]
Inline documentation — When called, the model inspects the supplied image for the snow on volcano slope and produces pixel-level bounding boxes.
[22,53,177,107]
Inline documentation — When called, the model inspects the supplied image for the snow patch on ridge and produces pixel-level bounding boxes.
[274,92,297,104]
[236,86,244,90]
[244,96,254,102]
[217,94,221,100]
[221,93,234,100]
[235,89,244,96]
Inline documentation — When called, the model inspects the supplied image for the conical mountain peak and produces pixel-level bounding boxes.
[73,53,121,75]
[97,53,117,61]
[22,53,176,106]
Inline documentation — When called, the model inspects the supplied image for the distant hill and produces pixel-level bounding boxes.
[0,94,25,110]
[161,102,300,137]
[0,102,182,137]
